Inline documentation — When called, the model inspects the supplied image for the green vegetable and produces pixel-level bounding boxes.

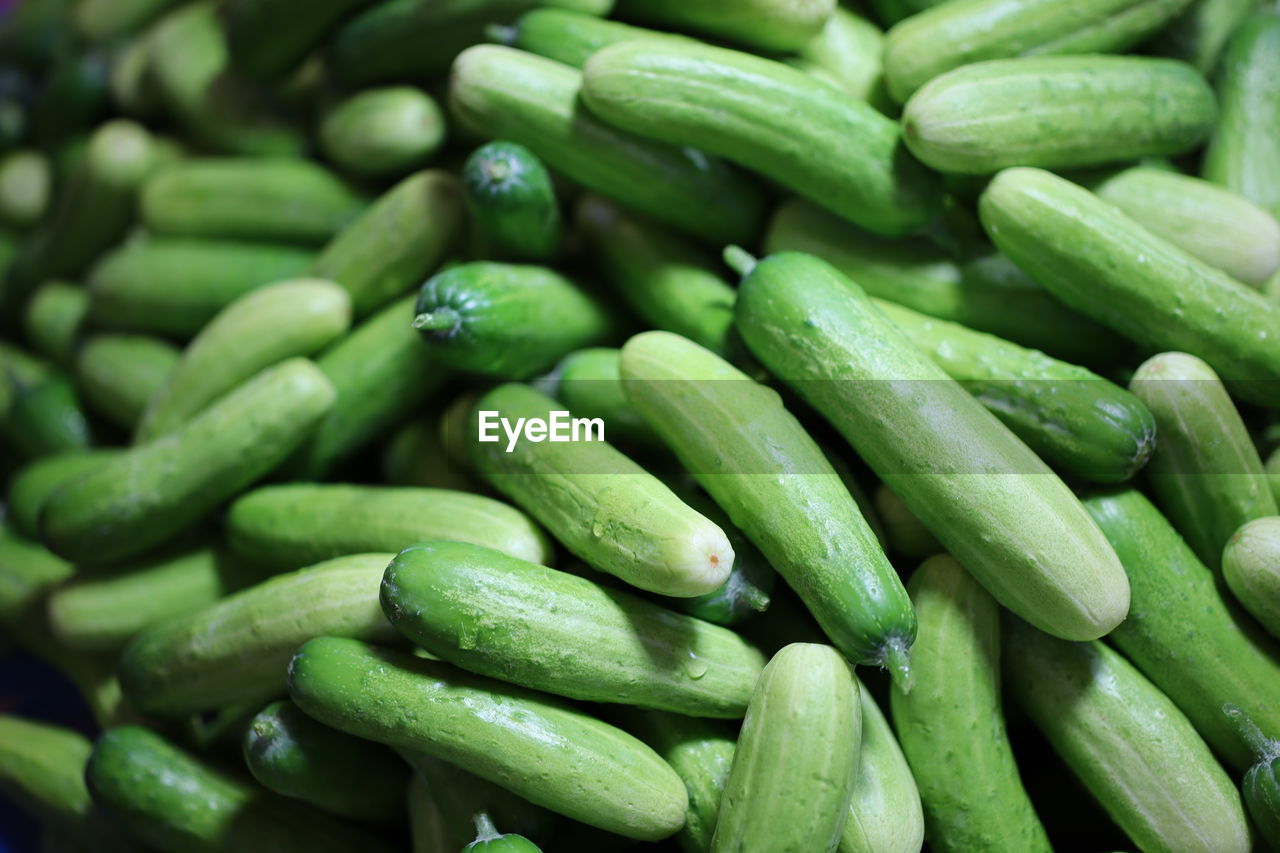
[464,814,543,852]
[463,141,562,262]
[319,87,446,179]
[841,681,925,853]
[553,348,661,449]
[6,450,116,537]
[4,375,91,459]
[1223,516,1280,639]
[23,283,86,368]
[613,0,834,51]
[73,334,179,430]
[872,484,940,559]
[224,0,379,80]
[500,8,693,68]
[1225,705,1280,849]
[0,149,50,228]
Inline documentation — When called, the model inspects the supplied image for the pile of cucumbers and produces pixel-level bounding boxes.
[2,0,1280,850]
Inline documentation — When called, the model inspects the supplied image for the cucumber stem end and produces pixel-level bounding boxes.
[412,307,461,335]
[723,245,758,278]
[881,636,913,694]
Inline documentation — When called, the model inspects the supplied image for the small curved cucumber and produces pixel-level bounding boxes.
[872,484,940,560]
[244,699,408,821]
[1226,706,1280,849]
[890,555,1051,852]
[1004,620,1251,853]
[464,816,543,852]
[841,681,924,853]
[7,450,117,538]
[73,334,179,431]
[4,375,91,459]
[582,40,941,237]
[470,383,733,598]
[710,643,860,853]
[1224,517,1280,639]
[501,8,693,68]
[1130,352,1276,570]
[137,278,352,442]
[449,45,765,246]
[463,141,561,262]
[225,0,379,80]
[288,637,689,840]
[42,358,334,565]
[413,263,613,379]
[119,553,397,716]
[614,0,833,51]
[553,348,661,449]
[0,149,50,228]
[902,56,1216,173]
[320,87,445,180]
[24,282,87,368]
[1153,0,1259,73]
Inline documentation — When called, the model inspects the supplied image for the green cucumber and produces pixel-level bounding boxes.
[789,7,890,109]
[619,331,915,675]
[243,699,408,821]
[614,0,833,50]
[73,334,179,430]
[463,141,562,262]
[1082,488,1280,771]
[108,32,162,117]
[382,540,765,716]
[1225,706,1280,849]
[582,40,941,237]
[4,338,70,418]
[141,159,366,245]
[86,726,394,853]
[1004,619,1252,853]
[228,483,553,570]
[87,237,315,339]
[7,449,118,538]
[736,251,1129,642]
[137,278,352,442]
[883,0,1193,102]
[309,169,464,317]
[73,0,182,41]
[0,525,74,631]
[0,149,50,228]
[412,262,614,379]
[42,358,335,565]
[902,56,1217,173]
[872,484,940,560]
[841,681,924,853]
[470,382,733,597]
[710,643,860,853]
[224,0,379,80]
[1224,517,1280,639]
[876,298,1157,482]
[4,375,91,459]
[449,45,765,246]
[553,348,661,449]
[979,167,1280,406]
[24,282,87,368]
[500,8,693,67]
[319,87,446,179]
[1130,352,1276,570]
[464,815,543,852]
[119,553,397,715]
[890,555,1051,852]
[1152,0,1259,73]
[1203,13,1280,219]
[288,636,689,840]
[382,416,477,491]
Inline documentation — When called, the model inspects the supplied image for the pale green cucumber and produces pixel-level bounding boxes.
[6,449,118,537]
[24,282,87,367]
[1224,517,1280,640]
[614,0,834,51]
[841,682,924,853]
[500,8,694,68]
[319,87,446,179]
[1153,0,1260,73]
[872,484,940,560]
[0,149,50,228]
[73,334,179,430]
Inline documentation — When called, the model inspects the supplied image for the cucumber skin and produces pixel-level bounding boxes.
[1003,621,1251,853]
[449,45,764,246]
[225,0,378,80]
[382,540,765,717]
[507,8,692,68]
[463,141,561,262]
[841,681,924,853]
[320,87,445,180]
[902,56,1217,174]
[4,376,91,460]
[710,643,860,853]
[1244,750,1280,850]
[1224,517,1280,639]
[619,331,915,668]
[288,636,689,841]
[790,7,890,109]
[73,334,179,431]
[6,450,117,538]
[554,348,662,449]
[24,282,87,367]
[1083,488,1280,771]
[890,555,1050,853]
[466,833,543,852]
[582,40,940,238]
[979,167,1280,407]
[614,0,833,51]
[736,252,1129,642]
[1154,0,1260,74]
[0,716,93,828]
[873,484,941,560]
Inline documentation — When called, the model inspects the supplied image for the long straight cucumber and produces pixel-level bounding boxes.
[501,8,694,68]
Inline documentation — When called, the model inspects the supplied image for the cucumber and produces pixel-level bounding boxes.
[24,282,87,367]
[763,198,1125,367]
[470,383,733,597]
[979,167,1280,406]
[86,726,395,853]
[553,348,661,449]
[582,41,941,238]
[1203,13,1280,219]
[137,278,352,442]
[1091,166,1280,286]
[1152,0,1259,73]
[576,195,737,358]
[309,169,464,317]
[614,0,833,50]
[0,525,74,631]
[108,33,162,117]
[319,87,446,179]
[4,375,91,459]
[464,815,543,852]
[7,450,117,537]
[500,8,694,68]
[872,484,940,560]
[789,7,890,109]
[735,251,1129,642]
[42,358,335,565]
[1082,488,1280,771]
[1224,517,1280,639]
[288,636,689,840]
[243,699,408,821]
[141,158,366,245]
[876,298,1157,482]
[1003,619,1252,853]
[902,56,1217,173]
[73,0,182,41]
[382,416,477,491]
[449,45,765,246]
[841,681,924,853]
[119,553,397,715]
[228,483,553,570]
[890,555,1050,852]
[382,540,765,716]
[710,643,860,853]
[412,262,614,379]
[73,334,179,430]
[619,331,915,676]
[0,149,50,228]
[1130,352,1276,570]
[883,0,1194,102]
[463,141,562,262]
[224,0,380,80]
[87,237,315,339]
[1225,706,1280,849]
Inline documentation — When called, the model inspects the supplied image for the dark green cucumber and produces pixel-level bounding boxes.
[288,637,689,840]
[244,699,408,821]
[24,282,87,368]
[0,149,50,228]
[500,8,694,68]
[553,348,661,449]
[872,484,940,559]
[42,358,334,565]
[4,375,90,459]
[449,45,764,246]
[0,524,74,633]
[0,342,53,420]
[1224,517,1280,639]
[614,0,833,51]
[224,0,380,80]
[73,334,179,430]
[736,252,1129,642]
[119,553,397,715]
[6,450,117,537]
[1152,0,1259,73]
[463,141,562,262]
[464,815,543,852]
[319,87,446,180]
[1225,705,1280,849]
